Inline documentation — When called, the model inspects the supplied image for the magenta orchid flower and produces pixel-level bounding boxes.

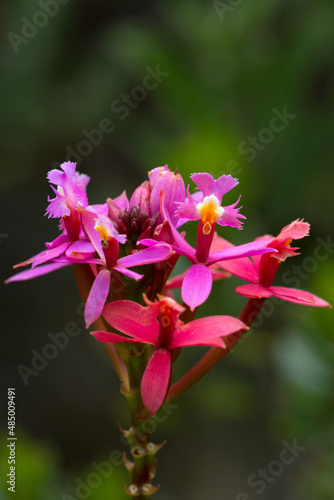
[212,220,331,307]
[6,162,95,282]
[176,172,245,230]
[92,295,248,415]
[140,176,276,310]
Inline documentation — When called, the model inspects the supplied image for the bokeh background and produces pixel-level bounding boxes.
[1,1,334,499]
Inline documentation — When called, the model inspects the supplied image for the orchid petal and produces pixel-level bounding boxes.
[54,256,105,266]
[141,348,172,415]
[214,174,239,198]
[191,172,215,197]
[181,264,213,310]
[270,286,331,307]
[235,284,272,299]
[113,265,143,280]
[278,219,310,241]
[208,239,276,265]
[91,330,144,343]
[102,301,159,343]
[47,168,66,186]
[216,196,246,230]
[210,234,258,282]
[113,191,130,210]
[45,233,69,249]
[31,241,71,267]
[172,315,247,348]
[85,269,111,327]
[118,244,173,268]
[60,161,76,177]
[65,240,95,259]
[6,262,69,283]
[148,165,169,186]
[167,266,228,290]
[46,194,71,218]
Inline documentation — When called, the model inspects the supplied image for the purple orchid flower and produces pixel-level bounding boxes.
[92,295,248,415]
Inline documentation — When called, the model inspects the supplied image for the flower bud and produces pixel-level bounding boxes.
[129,180,151,214]
[149,166,185,225]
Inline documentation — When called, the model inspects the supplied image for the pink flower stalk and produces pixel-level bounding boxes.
[92,295,248,415]
[213,220,331,307]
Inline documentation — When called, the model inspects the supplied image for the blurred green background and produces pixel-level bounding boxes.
[1,0,334,499]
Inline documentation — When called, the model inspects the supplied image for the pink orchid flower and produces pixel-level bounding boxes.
[176,172,245,230]
[140,174,276,310]
[92,295,248,415]
[6,162,96,282]
[212,220,331,307]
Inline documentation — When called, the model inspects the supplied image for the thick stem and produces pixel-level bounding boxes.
[166,298,266,402]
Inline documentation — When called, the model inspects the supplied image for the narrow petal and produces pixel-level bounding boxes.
[113,265,143,280]
[210,234,258,282]
[270,286,331,307]
[31,241,71,268]
[91,330,142,343]
[5,263,69,283]
[85,269,111,327]
[141,349,172,415]
[118,244,173,268]
[208,239,276,265]
[181,264,213,310]
[172,315,247,348]
[235,284,272,299]
[102,301,159,343]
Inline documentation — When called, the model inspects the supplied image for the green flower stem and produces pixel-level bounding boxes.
[121,348,163,499]
[166,298,266,402]
[73,264,129,390]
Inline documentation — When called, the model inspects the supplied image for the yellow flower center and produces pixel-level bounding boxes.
[95,221,112,247]
[197,194,224,225]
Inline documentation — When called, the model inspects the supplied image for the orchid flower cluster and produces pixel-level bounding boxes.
[7,162,330,497]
